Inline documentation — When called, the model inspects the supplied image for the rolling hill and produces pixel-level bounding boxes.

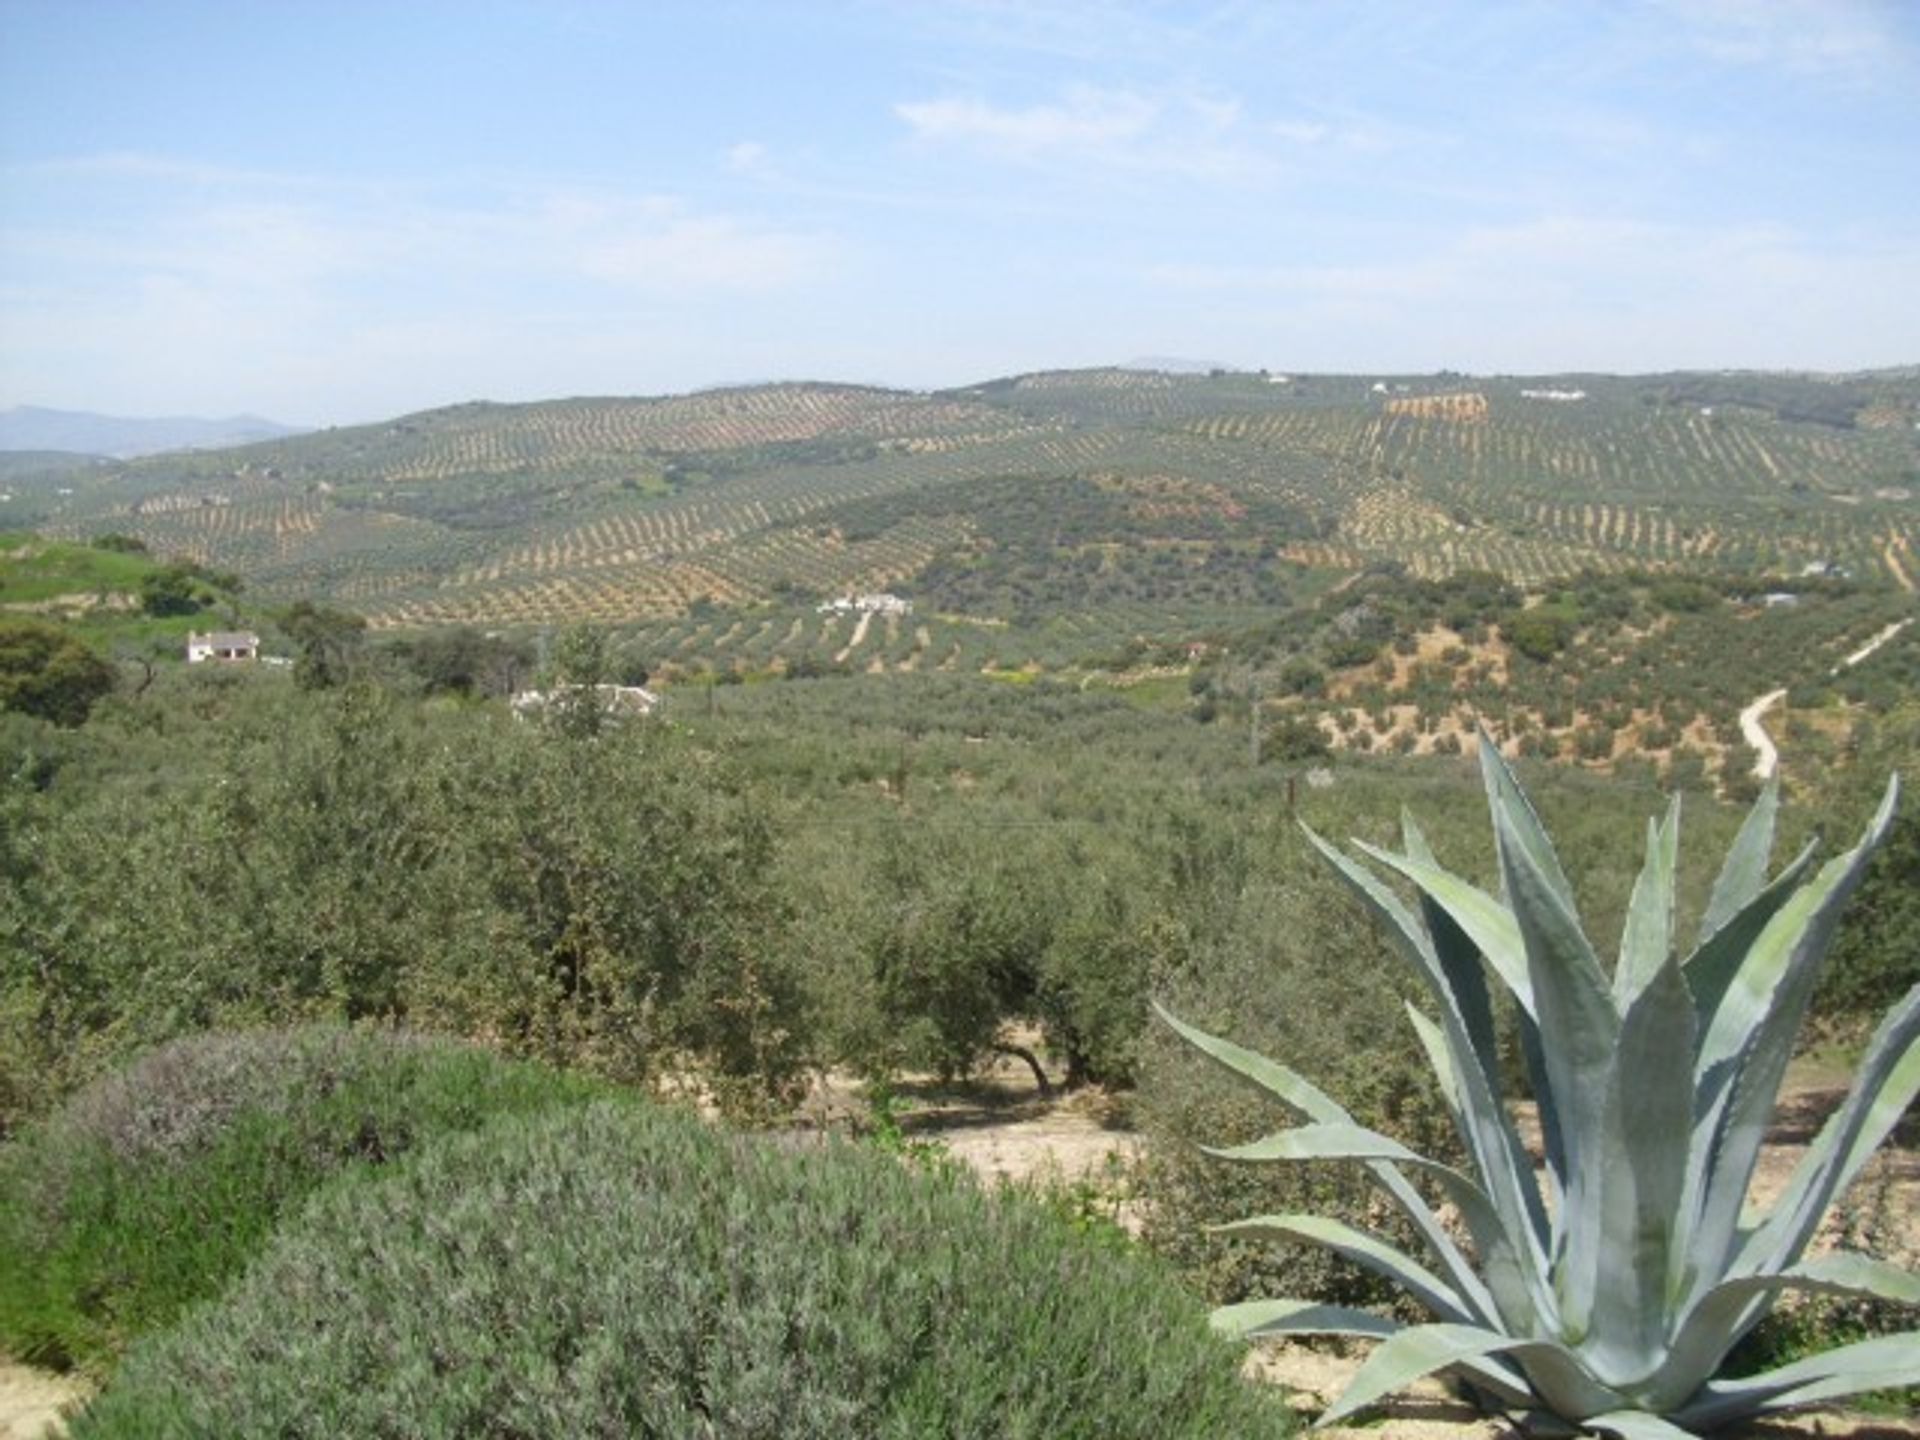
[0,368,1912,645]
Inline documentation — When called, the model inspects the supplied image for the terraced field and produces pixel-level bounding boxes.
[3,367,1912,647]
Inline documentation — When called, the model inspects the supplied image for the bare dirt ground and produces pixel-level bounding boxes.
[0,1364,85,1440]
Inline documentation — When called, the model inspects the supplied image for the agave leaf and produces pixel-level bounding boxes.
[1659,1251,1920,1402]
[1486,764,1620,1343]
[1304,828,1554,1296]
[1476,731,1580,916]
[1738,982,1920,1278]
[1689,778,1900,1283]
[1672,840,1819,1300]
[1614,798,1680,1006]
[1211,1298,1399,1342]
[1698,780,1778,944]
[1585,947,1696,1389]
[1213,1213,1475,1323]
[1400,812,1572,1224]
[1349,841,1532,1015]
[1682,837,1819,1033]
[1154,1001,1350,1124]
[1153,1003,1497,1322]
[1206,1120,1453,1169]
[1212,1302,1540,1410]
[1316,1321,1621,1429]
[1404,1003,1460,1117]
[1402,812,1503,1103]
[1674,1332,1920,1431]
[1205,1120,1541,1328]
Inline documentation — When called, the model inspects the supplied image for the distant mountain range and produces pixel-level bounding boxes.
[0,406,306,460]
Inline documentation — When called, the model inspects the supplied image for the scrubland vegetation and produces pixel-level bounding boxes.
[2,367,1916,1432]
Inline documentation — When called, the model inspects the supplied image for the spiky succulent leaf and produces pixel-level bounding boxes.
[1349,842,1532,1016]
[1698,780,1779,943]
[1482,753,1620,1344]
[1206,1118,1543,1335]
[1306,826,1552,1286]
[1316,1322,1624,1429]
[1211,1298,1398,1342]
[1739,981,1920,1278]
[1212,1213,1474,1323]
[1584,946,1697,1389]
[1582,1411,1699,1440]
[1211,1302,1541,1410]
[1674,1333,1920,1430]
[1152,1002,1495,1319]
[1159,753,1912,1436]
[1689,778,1900,1286]
[1657,1251,1920,1403]
[1683,836,1821,1033]
[1615,798,1680,1006]
[1402,812,1504,1106]
[1476,731,1580,916]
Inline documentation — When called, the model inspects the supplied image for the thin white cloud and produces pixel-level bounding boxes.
[1143,213,1920,372]
[1655,0,1913,79]
[1267,120,1332,146]
[896,85,1159,152]
[725,140,770,174]
[892,83,1384,181]
[0,162,837,418]
[569,201,824,290]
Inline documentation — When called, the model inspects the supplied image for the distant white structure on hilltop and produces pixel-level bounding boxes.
[1520,388,1587,402]
[186,630,259,663]
[817,592,912,617]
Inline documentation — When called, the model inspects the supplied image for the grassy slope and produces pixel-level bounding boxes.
[0,532,255,656]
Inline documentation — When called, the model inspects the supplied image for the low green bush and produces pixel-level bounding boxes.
[73,1101,1292,1439]
[0,1025,609,1369]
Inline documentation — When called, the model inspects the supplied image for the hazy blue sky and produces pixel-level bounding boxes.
[2,0,1916,425]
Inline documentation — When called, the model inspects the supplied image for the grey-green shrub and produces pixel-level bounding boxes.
[72,1101,1294,1440]
[0,1025,608,1369]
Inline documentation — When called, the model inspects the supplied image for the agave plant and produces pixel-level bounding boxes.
[1161,739,1919,1438]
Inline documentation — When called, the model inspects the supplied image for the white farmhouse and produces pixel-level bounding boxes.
[186,630,260,663]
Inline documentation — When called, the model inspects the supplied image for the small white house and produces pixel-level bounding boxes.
[186,630,260,663]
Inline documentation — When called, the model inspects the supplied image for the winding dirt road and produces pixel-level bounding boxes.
[1742,616,1913,781]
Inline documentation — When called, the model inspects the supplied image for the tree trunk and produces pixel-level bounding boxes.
[992,1043,1053,1099]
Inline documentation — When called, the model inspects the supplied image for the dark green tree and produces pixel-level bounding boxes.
[280,602,367,690]
[545,624,611,738]
[138,565,202,618]
[0,622,116,727]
